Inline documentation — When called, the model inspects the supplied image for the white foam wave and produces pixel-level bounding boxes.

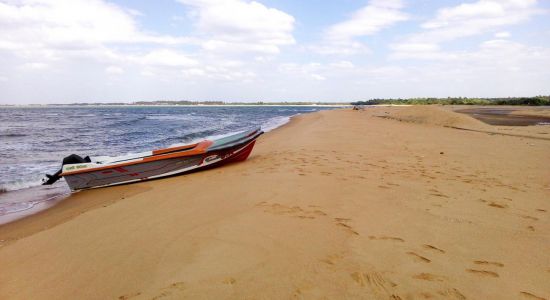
[261,115,292,132]
[0,178,45,192]
[146,114,201,121]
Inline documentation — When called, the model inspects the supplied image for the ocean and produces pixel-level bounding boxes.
[0,105,339,223]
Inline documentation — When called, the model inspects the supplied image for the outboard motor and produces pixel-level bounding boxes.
[42,154,91,185]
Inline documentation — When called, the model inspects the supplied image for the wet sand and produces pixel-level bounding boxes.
[453,106,550,126]
[1,106,549,299]
[0,185,70,225]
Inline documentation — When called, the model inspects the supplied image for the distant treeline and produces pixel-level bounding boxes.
[351,96,550,106]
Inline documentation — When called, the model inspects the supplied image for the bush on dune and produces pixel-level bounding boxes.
[351,96,550,106]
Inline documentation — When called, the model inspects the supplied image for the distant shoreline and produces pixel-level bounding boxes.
[0,104,349,108]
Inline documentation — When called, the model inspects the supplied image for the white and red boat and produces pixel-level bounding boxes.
[43,128,263,191]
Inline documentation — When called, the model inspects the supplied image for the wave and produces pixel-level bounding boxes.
[110,116,147,126]
[0,189,69,219]
[261,115,292,132]
[0,177,46,192]
[0,133,27,137]
[145,114,203,122]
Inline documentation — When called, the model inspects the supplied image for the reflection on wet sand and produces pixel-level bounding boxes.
[454,107,550,126]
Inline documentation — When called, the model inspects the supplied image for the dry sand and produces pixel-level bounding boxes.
[1,106,549,300]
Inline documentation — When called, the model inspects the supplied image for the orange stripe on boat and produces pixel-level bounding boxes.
[61,140,213,176]
[152,142,199,155]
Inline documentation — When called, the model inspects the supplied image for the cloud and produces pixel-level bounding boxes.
[391,0,541,59]
[311,74,326,81]
[307,40,370,56]
[177,0,295,54]
[326,0,408,41]
[0,0,187,55]
[494,31,511,38]
[105,66,124,74]
[309,0,407,56]
[329,61,355,69]
[139,49,198,68]
[18,62,49,70]
[413,0,538,44]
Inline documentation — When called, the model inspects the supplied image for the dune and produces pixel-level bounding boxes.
[377,105,490,129]
[0,107,549,299]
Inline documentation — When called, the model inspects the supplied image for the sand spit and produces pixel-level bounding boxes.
[0,106,549,299]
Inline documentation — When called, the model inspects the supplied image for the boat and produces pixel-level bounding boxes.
[42,127,263,191]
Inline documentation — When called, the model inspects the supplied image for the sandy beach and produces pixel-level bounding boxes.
[1,106,549,299]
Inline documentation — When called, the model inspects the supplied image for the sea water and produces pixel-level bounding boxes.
[0,105,339,223]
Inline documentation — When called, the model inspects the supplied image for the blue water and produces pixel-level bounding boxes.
[0,105,338,192]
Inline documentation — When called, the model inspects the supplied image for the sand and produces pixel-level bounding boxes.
[1,106,549,299]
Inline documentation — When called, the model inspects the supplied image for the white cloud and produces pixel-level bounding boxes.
[0,0,200,83]
[391,0,541,60]
[415,0,538,43]
[311,74,326,81]
[309,0,407,56]
[495,31,511,38]
[326,0,408,41]
[105,66,124,74]
[140,70,156,77]
[18,62,48,70]
[329,61,354,69]
[139,49,198,68]
[308,40,370,56]
[0,0,187,55]
[178,0,295,54]
[391,43,440,53]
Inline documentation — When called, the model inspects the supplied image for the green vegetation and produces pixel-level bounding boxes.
[351,96,550,106]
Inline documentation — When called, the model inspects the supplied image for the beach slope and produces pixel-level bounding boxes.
[1,107,549,299]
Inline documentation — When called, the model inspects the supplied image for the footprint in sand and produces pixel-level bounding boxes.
[259,203,327,219]
[520,291,547,300]
[423,244,445,254]
[150,282,186,300]
[319,253,344,265]
[407,252,431,263]
[522,215,539,221]
[473,260,504,267]
[466,269,499,278]
[350,271,397,291]
[369,236,404,242]
[412,273,445,282]
[335,217,351,222]
[437,288,466,300]
[118,292,141,300]
[335,219,359,235]
[222,278,236,285]
[489,202,508,209]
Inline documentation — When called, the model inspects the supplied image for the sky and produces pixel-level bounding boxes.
[1,0,549,104]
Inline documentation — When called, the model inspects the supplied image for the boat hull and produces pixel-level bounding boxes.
[62,130,261,191]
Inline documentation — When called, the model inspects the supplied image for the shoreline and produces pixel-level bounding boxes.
[0,111,308,225]
[1,106,549,299]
